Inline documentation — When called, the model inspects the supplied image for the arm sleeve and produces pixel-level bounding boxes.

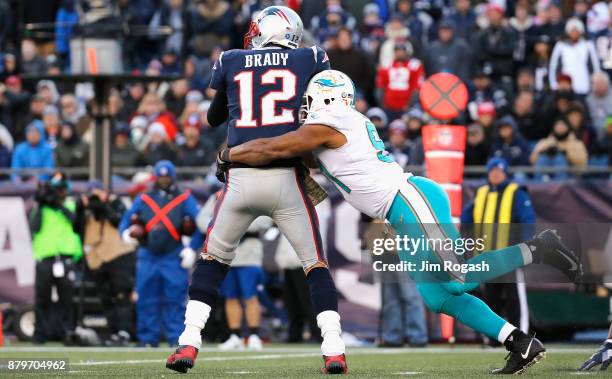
[549,43,561,90]
[119,196,142,233]
[313,46,331,74]
[207,89,229,127]
[512,189,536,241]
[209,52,226,90]
[460,201,475,224]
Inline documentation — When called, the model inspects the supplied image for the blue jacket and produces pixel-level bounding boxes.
[11,121,54,181]
[120,187,202,254]
[490,115,532,166]
[55,7,79,55]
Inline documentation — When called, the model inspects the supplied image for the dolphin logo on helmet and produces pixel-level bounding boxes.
[300,70,356,123]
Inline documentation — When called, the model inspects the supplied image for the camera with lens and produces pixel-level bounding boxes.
[35,181,62,208]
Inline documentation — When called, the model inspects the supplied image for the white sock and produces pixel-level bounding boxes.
[317,310,345,356]
[519,243,533,265]
[497,322,517,344]
[177,300,211,350]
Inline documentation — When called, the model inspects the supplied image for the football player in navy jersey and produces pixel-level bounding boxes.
[167,6,347,375]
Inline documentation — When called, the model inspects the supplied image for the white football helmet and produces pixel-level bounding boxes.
[244,6,303,49]
[300,70,356,122]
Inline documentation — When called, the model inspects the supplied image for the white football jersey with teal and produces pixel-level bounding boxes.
[303,105,410,219]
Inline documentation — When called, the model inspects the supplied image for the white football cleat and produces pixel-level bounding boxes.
[247,334,263,350]
[218,334,245,351]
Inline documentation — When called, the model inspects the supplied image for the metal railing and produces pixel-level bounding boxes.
[0,165,610,181]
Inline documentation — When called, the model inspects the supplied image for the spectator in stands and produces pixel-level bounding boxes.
[549,18,600,96]
[535,1,565,43]
[586,72,612,141]
[359,3,386,56]
[179,90,203,127]
[594,116,612,165]
[111,122,142,169]
[473,101,496,144]
[164,79,189,118]
[21,39,47,75]
[310,0,356,42]
[385,119,411,168]
[0,54,18,83]
[160,48,182,75]
[11,120,54,182]
[366,107,389,141]
[471,4,515,86]
[55,121,89,170]
[468,68,509,120]
[4,76,32,135]
[119,82,145,121]
[183,55,207,92]
[137,92,178,142]
[512,90,548,142]
[526,35,552,92]
[328,27,376,106]
[188,0,233,53]
[129,115,149,152]
[566,102,597,153]
[404,108,425,165]
[59,94,89,137]
[148,0,187,57]
[490,115,531,167]
[465,123,489,170]
[176,118,215,174]
[446,0,476,42]
[42,105,61,149]
[393,0,429,49]
[379,17,414,68]
[509,3,538,69]
[55,0,79,68]
[376,44,423,120]
[37,80,60,106]
[531,117,588,180]
[424,18,471,82]
[143,121,177,165]
[197,100,226,148]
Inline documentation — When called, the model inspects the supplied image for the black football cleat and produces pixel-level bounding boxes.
[322,354,348,374]
[166,345,198,374]
[529,229,582,282]
[491,333,546,374]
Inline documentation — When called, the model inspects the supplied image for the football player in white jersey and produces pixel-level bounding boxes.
[218,69,583,374]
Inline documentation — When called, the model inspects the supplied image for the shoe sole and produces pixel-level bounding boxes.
[166,358,194,374]
[514,351,546,374]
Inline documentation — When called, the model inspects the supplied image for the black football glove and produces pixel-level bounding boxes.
[215,148,231,183]
[579,340,612,371]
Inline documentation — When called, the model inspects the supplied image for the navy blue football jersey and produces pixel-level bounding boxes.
[210,46,330,147]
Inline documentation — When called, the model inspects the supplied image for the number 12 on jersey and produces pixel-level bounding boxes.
[234,69,297,127]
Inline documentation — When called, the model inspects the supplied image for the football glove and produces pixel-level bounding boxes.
[179,247,197,269]
[579,339,612,371]
[215,148,231,183]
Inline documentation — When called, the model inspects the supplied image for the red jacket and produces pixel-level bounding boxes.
[377,58,424,111]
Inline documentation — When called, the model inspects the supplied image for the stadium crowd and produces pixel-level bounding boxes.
[0,0,611,183]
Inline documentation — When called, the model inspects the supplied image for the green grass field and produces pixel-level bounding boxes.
[0,344,607,378]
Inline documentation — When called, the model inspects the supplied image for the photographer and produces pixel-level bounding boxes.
[74,181,135,346]
[530,117,588,180]
[29,171,82,344]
